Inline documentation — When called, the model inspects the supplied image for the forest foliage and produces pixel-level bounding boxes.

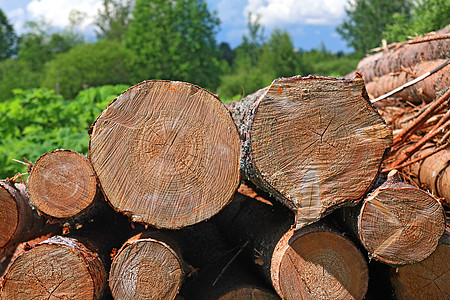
[0,0,448,176]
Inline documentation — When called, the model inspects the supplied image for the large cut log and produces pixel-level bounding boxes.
[0,180,57,249]
[0,235,107,299]
[89,80,240,229]
[27,149,101,221]
[365,59,449,103]
[226,75,392,229]
[109,232,185,300]
[355,25,450,83]
[389,230,450,300]
[346,170,445,266]
[217,193,369,300]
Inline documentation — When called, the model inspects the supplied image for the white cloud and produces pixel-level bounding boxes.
[25,0,103,31]
[7,8,27,33]
[245,0,347,27]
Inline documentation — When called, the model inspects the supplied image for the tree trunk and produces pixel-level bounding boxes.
[89,80,241,229]
[27,149,102,221]
[226,75,392,229]
[365,59,449,103]
[355,25,450,83]
[0,235,107,300]
[0,180,57,249]
[357,170,445,266]
[109,232,184,300]
[216,192,369,300]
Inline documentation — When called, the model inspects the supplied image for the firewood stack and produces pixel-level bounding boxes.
[0,27,448,300]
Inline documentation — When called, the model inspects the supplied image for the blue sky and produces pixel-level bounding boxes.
[0,0,353,53]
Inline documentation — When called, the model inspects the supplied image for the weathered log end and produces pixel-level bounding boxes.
[390,242,449,300]
[0,236,106,300]
[219,287,280,300]
[109,233,184,300]
[27,149,99,219]
[89,80,240,229]
[0,182,21,247]
[359,170,445,266]
[237,75,392,229]
[272,227,369,300]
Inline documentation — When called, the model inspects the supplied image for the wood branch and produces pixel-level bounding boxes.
[89,80,240,229]
[0,235,107,299]
[226,75,392,229]
[366,59,450,103]
[356,25,450,83]
[216,193,369,300]
[0,180,58,249]
[389,242,449,299]
[109,232,184,300]
[357,170,445,266]
[27,149,102,221]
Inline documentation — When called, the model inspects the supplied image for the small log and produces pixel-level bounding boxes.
[109,232,184,300]
[217,193,369,300]
[0,180,57,248]
[27,149,101,221]
[389,236,449,299]
[226,75,392,229]
[365,59,450,103]
[0,235,107,299]
[355,25,450,83]
[358,170,445,266]
[89,80,240,229]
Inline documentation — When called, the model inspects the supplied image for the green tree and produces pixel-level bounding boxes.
[43,40,133,98]
[0,59,40,101]
[126,0,221,89]
[337,0,411,54]
[95,0,133,41]
[383,0,450,42]
[0,8,17,59]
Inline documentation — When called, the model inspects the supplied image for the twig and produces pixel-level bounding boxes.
[391,89,450,149]
[12,157,33,173]
[371,59,450,103]
[212,240,249,286]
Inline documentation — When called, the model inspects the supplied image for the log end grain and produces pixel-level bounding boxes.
[109,234,184,300]
[390,243,449,300]
[27,149,98,219]
[89,80,240,229]
[0,183,19,247]
[359,172,445,266]
[0,236,106,300]
[272,228,368,300]
[219,287,280,300]
[247,76,392,228]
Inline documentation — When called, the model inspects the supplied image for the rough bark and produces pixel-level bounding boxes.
[0,180,57,249]
[358,170,445,266]
[27,149,101,221]
[226,75,392,229]
[365,59,450,103]
[216,193,369,300]
[89,80,240,229]
[355,25,450,83]
[109,232,184,300]
[0,235,107,300]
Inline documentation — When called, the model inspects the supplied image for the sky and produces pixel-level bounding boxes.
[0,0,353,53]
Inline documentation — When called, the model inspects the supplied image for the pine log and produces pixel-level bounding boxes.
[389,235,449,300]
[89,80,240,229]
[0,235,107,299]
[226,75,392,229]
[217,193,369,300]
[355,25,450,83]
[27,149,101,221]
[0,180,57,249]
[365,59,450,103]
[358,170,445,266]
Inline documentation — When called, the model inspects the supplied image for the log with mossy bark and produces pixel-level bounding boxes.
[27,149,103,222]
[0,180,58,249]
[89,80,241,229]
[226,75,392,229]
[216,192,369,300]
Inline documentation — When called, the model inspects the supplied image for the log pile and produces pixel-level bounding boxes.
[0,50,447,300]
